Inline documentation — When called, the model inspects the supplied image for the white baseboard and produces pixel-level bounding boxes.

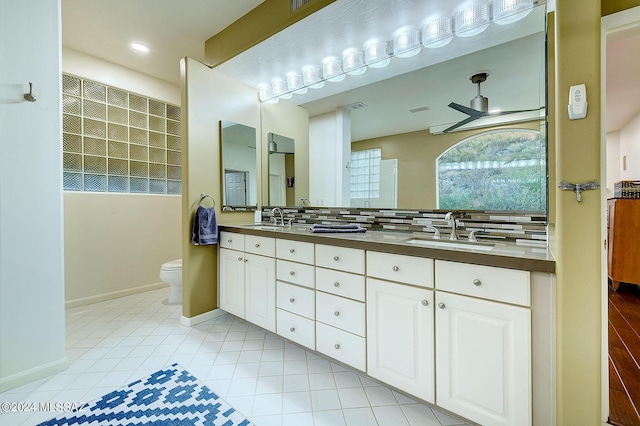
[181,309,226,327]
[0,357,69,393]
[65,282,169,309]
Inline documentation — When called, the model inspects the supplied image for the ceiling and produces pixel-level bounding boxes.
[61,0,640,135]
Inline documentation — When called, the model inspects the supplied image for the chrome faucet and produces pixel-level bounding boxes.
[271,207,284,226]
[444,212,458,240]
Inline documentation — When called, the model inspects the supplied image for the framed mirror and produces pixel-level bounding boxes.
[220,120,258,211]
[268,132,295,206]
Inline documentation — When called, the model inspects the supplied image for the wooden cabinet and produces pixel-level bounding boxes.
[435,261,531,426]
[608,198,640,289]
[367,277,435,403]
[218,232,276,332]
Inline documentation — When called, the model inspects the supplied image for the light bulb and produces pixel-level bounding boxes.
[302,66,325,89]
[493,0,534,25]
[422,17,453,48]
[322,57,345,82]
[342,49,367,76]
[286,73,307,95]
[455,2,490,37]
[393,27,422,58]
[364,40,391,68]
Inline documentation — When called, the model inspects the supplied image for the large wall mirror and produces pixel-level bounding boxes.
[220,120,258,211]
[216,1,548,216]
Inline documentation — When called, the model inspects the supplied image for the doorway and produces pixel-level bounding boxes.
[602,6,640,425]
[224,169,248,207]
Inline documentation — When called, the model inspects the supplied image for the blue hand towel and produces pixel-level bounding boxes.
[191,206,218,245]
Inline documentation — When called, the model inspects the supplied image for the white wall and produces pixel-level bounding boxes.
[0,0,67,391]
[308,108,351,207]
[618,112,640,182]
[61,49,182,305]
[606,131,620,197]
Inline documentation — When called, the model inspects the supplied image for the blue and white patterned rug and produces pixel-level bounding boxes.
[38,363,254,426]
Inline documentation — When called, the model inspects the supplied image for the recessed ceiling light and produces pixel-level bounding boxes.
[130,42,150,53]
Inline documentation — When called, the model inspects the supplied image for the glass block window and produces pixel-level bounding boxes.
[62,74,182,194]
[350,148,381,199]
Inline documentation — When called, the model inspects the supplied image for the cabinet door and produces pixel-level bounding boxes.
[245,253,276,332]
[436,292,531,426]
[219,248,246,319]
[366,278,434,403]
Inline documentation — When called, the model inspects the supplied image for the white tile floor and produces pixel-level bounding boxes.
[0,288,470,426]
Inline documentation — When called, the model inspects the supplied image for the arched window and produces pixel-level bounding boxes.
[437,129,546,211]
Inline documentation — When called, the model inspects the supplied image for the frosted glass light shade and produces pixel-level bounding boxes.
[272,79,292,99]
[342,49,367,76]
[258,84,272,102]
[422,17,453,48]
[302,66,325,89]
[286,73,307,94]
[455,2,490,37]
[493,0,534,25]
[364,40,391,68]
[323,57,345,82]
[393,27,422,58]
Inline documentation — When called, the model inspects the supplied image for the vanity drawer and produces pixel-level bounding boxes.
[316,245,365,274]
[276,259,315,289]
[220,231,244,251]
[245,234,275,257]
[276,239,314,264]
[277,309,315,350]
[316,267,365,301]
[367,251,434,288]
[277,281,315,319]
[435,260,531,306]
[316,322,366,372]
[316,291,365,337]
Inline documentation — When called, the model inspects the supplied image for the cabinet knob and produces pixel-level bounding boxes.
[438,302,446,309]
[237,257,243,261]
[289,298,295,303]
[255,243,260,248]
[334,282,340,287]
[228,239,232,243]
[290,327,295,332]
[289,271,295,276]
[392,266,399,272]
[421,300,429,306]
[334,344,340,349]
[333,256,340,261]
[473,279,482,286]
[290,248,295,253]
[244,259,248,263]
[334,311,340,316]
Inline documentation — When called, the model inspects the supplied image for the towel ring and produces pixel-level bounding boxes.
[198,192,215,208]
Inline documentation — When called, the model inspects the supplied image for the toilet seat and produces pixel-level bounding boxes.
[161,259,182,271]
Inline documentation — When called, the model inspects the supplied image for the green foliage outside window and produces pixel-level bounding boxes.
[438,130,546,211]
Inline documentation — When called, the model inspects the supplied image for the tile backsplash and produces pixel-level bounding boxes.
[262,207,547,246]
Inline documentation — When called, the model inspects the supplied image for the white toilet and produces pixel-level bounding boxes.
[160,259,182,304]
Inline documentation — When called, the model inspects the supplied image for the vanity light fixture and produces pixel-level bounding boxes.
[393,27,422,58]
[302,65,325,89]
[130,42,150,53]
[322,57,346,82]
[286,73,308,94]
[493,0,534,25]
[272,78,292,99]
[422,16,454,48]
[364,40,391,68]
[454,2,490,37]
[342,49,367,76]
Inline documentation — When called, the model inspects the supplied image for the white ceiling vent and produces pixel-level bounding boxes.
[291,0,313,12]
[348,102,367,110]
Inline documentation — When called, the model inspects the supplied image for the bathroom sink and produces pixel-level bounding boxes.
[403,238,494,251]
[249,225,282,231]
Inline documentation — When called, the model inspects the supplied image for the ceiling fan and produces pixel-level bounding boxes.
[442,72,539,133]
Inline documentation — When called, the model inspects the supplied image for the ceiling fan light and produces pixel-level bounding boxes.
[302,66,325,89]
[342,49,367,76]
[323,57,345,82]
[393,27,422,58]
[454,2,490,37]
[364,40,391,68]
[286,73,307,94]
[493,0,534,25]
[422,17,453,48]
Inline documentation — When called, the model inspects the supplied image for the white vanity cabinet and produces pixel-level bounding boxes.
[315,245,366,371]
[218,231,276,332]
[366,252,435,403]
[274,239,316,349]
[435,260,532,426]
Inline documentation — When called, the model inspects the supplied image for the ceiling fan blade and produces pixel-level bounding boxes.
[442,115,480,133]
[490,107,542,116]
[447,102,486,117]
